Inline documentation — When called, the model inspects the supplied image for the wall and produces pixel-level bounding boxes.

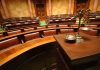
[0,0,100,19]
[5,0,30,17]
[51,0,69,15]
[97,0,100,11]
[89,0,100,12]
[0,1,6,18]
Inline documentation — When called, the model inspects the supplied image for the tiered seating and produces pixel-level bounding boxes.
[24,32,40,41]
[43,30,57,36]
[0,37,21,50]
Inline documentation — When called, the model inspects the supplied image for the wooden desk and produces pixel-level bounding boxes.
[0,36,55,66]
[54,32,100,60]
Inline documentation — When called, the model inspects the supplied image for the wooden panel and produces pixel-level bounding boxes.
[0,36,55,66]
[33,0,47,17]
[74,0,90,13]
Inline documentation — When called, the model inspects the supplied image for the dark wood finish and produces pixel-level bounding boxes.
[74,0,90,13]
[33,0,47,18]
[54,32,100,60]
[0,36,55,66]
[94,27,100,36]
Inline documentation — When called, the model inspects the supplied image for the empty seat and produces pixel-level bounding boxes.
[82,30,97,36]
[71,24,78,27]
[59,24,68,28]
[0,33,3,38]
[37,26,46,30]
[85,25,97,29]
[24,32,40,41]
[24,27,34,32]
[60,29,74,34]
[47,25,56,28]
[8,30,21,35]
[0,37,20,50]
[43,30,56,36]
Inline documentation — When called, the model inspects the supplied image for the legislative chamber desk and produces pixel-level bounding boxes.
[54,32,100,69]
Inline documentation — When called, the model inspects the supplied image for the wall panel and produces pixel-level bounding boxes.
[5,0,30,17]
[51,0,68,15]
[97,0,100,11]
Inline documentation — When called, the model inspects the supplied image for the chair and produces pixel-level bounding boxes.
[0,37,20,50]
[24,32,40,41]
[37,26,46,30]
[47,25,57,28]
[60,29,74,34]
[24,27,34,32]
[43,30,56,36]
[71,24,78,27]
[59,24,68,28]
[85,25,97,29]
[82,30,97,36]
[8,30,21,35]
[0,33,3,38]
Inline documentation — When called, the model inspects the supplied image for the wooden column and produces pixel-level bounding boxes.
[28,0,33,17]
[1,0,9,18]
[68,0,71,14]
[93,0,98,12]
[48,0,52,16]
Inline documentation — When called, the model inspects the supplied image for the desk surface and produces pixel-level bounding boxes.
[54,33,100,60]
[0,36,55,66]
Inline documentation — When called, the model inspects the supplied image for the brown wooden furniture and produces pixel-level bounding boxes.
[0,36,55,66]
[54,32,100,60]
[0,37,21,50]
[24,32,40,41]
[93,27,100,36]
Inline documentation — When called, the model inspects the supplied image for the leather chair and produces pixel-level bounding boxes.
[24,27,34,32]
[82,30,97,36]
[37,26,46,30]
[0,37,20,50]
[47,25,56,28]
[0,33,3,38]
[8,30,21,35]
[85,25,97,29]
[59,24,68,28]
[60,29,74,34]
[43,30,56,36]
[71,24,78,27]
[24,32,40,41]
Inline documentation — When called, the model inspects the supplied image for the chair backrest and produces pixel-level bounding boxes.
[0,37,20,50]
[85,25,97,29]
[24,27,34,32]
[60,29,74,34]
[24,32,40,41]
[43,30,56,36]
[37,26,46,30]
[47,25,56,28]
[71,24,78,27]
[0,33,4,38]
[8,30,21,35]
[59,25,68,28]
[83,30,97,36]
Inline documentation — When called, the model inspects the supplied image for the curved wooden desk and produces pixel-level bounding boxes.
[0,27,78,41]
[0,36,56,66]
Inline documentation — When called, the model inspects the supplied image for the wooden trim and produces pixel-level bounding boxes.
[48,0,52,16]
[28,0,33,17]
[1,0,9,18]
[0,36,55,66]
[68,0,72,14]
[93,0,98,12]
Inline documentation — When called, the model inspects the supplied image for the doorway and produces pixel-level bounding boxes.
[33,0,47,18]
[74,0,90,13]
